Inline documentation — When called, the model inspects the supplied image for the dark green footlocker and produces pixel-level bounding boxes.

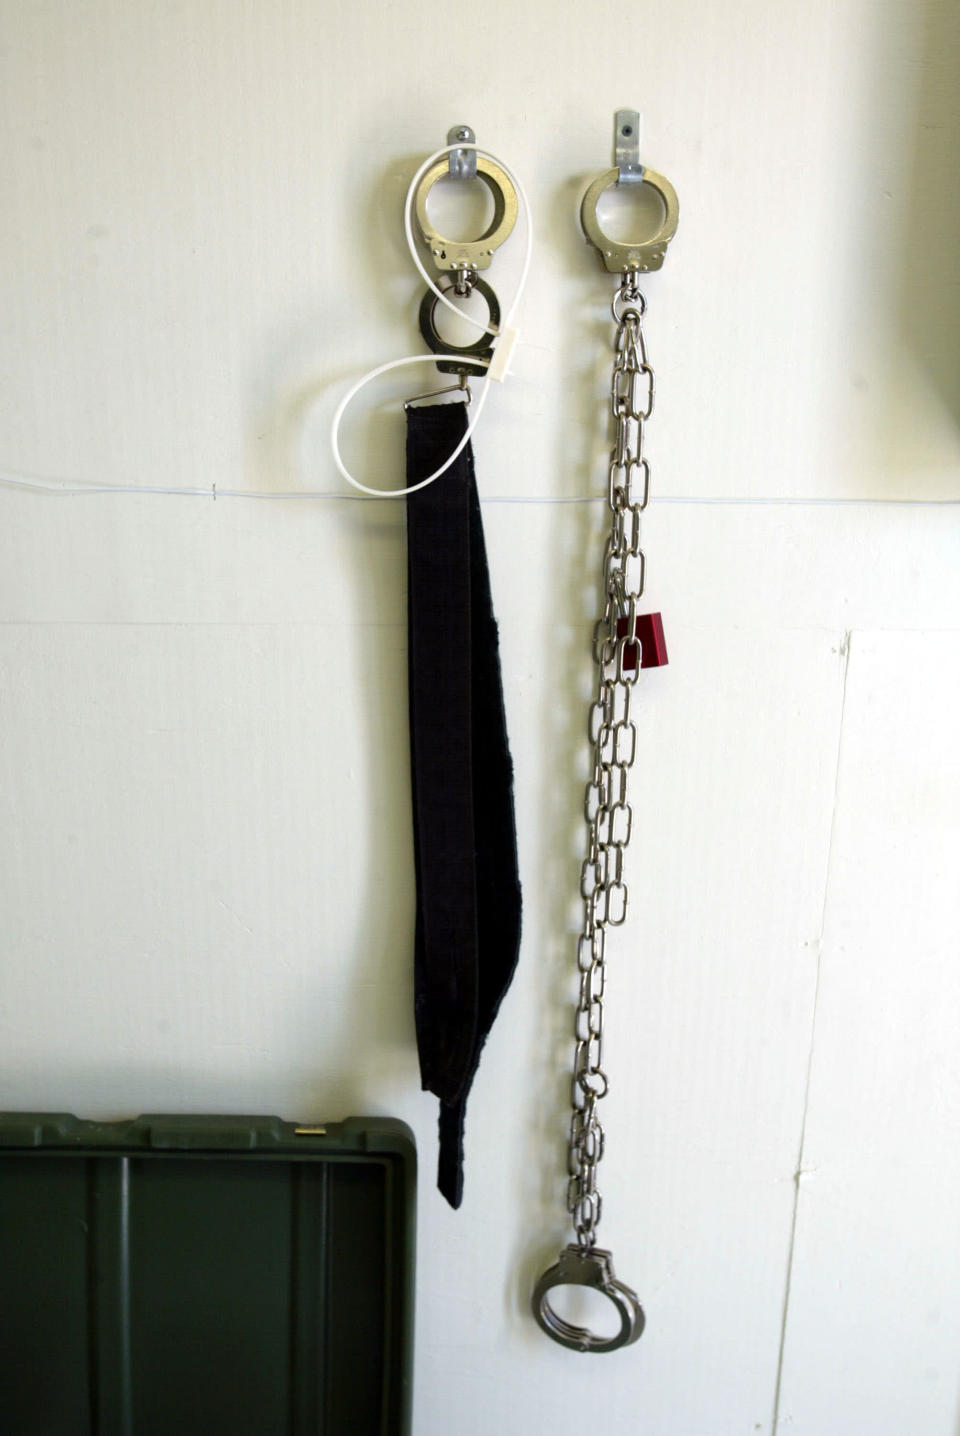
[0,1113,415,1436]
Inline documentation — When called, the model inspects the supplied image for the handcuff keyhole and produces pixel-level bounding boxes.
[595,183,666,245]
[425,174,496,242]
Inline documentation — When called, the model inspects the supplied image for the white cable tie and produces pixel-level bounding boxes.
[487,326,519,383]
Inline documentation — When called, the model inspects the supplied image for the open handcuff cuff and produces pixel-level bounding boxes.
[410,115,679,1354]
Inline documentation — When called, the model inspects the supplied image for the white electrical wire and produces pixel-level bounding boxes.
[329,353,495,499]
[0,142,532,504]
[0,463,955,507]
[330,141,533,498]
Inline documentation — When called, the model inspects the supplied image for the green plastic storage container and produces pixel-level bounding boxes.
[0,1112,415,1435]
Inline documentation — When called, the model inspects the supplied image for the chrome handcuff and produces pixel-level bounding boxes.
[408,126,518,398]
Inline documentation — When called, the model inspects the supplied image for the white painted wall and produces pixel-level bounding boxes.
[1,2,958,1432]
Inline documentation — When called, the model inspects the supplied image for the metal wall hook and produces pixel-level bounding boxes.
[447,124,477,180]
[614,109,644,183]
[581,108,679,275]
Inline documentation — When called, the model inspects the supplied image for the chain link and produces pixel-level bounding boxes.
[566,271,653,1251]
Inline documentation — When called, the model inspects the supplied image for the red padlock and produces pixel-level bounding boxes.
[615,612,668,673]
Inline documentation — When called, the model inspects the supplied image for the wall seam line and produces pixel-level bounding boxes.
[770,628,852,1434]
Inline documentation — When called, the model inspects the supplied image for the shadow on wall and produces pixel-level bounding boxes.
[899,0,960,428]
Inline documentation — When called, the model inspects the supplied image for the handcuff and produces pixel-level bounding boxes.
[410,127,516,388]
[531,110,679,1354]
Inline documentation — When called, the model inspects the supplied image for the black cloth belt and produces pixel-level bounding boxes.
[405,402,522,1208]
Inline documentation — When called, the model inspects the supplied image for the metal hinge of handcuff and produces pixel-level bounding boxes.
[406,124,518,408]
[531,110,678,1355]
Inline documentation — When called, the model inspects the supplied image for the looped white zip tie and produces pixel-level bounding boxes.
[330,143,532,499]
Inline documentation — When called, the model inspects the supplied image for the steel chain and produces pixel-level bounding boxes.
[566,271,653,1251]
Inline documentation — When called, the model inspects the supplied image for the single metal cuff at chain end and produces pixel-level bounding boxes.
[532,1245,645,1353]
[581,166,678,275]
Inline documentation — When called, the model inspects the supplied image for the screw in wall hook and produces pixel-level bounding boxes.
[614,109,644,183]
[447,124,477,180]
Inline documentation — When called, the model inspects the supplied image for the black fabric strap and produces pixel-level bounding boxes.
[405,402,522,1208]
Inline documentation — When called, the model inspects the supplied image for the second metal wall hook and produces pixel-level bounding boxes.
[581,108,679,274]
